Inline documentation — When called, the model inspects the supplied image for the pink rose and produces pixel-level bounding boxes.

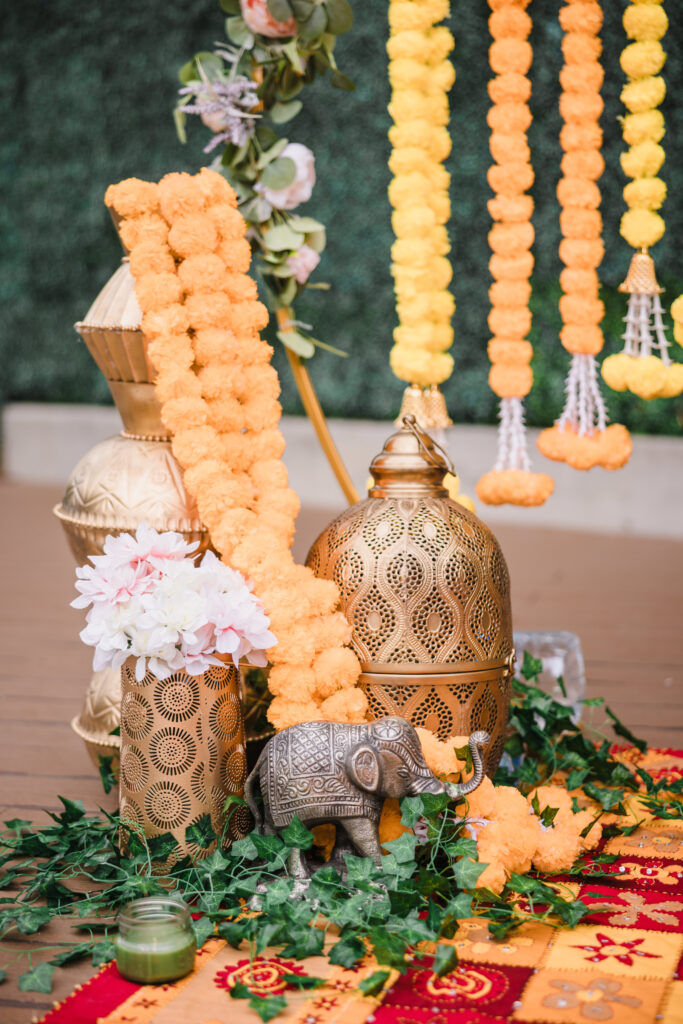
[259,142,315,210]
[240,0,296,37]
[286,244,321,283]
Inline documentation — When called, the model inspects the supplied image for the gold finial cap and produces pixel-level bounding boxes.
[619,249,663,295]
[368,415,452,498]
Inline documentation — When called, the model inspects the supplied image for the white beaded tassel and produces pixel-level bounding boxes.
[622,292,672,364]
[494,397,532,472]
[557,353,607,437]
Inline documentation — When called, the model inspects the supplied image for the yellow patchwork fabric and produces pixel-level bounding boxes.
[512,968,666,1024]
[661,980,683,1024]
[446,917,554,968]
[545,924,683,980]
[606,822,683,859]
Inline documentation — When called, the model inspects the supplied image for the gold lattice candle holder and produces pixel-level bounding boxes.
[307,417,514,775]
[119,660,250,861]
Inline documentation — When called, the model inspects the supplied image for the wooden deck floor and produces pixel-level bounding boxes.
[0,479,681,1022]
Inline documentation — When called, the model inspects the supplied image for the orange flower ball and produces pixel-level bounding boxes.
[559,268,600,297]
[559,91,604,124]
[562,32,601,65]
[559,238,605,270]
[559,61,604,95]
[487,162,534,198]
[559,208,602,240]
[128,241,176,277]
[209,203,248,241]
[489,38,532,76]
[134,272,183,313]
[488,279,532,307]
[488,72,531,105]
[559,1,603,35]
[488,221,534,258]
[487,194,534,222]
[487,102,532,134]
[489,132,531,166]
[490,252,534,281]
[178,254,228,294]
[489,7,531,40]
[197,167,237,207]
[489,363,533,398]
[218,237,252,273]
[561,148,605,181]
[476,469,554,507]
[559,294,604,326]
[557,178,601,210]
[168,213,218,258]
[560,122,602,153]
[119,214,168,251]
[488,306,532,338]
[105,178,159,218]
[487,338,533,365]
[158,172,207,221]
[560,324,604,355]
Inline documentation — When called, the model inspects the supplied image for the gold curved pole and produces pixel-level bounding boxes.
[276,308,359,505]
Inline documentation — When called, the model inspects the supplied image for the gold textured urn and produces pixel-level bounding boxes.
[307,417,514,775]
[54,254,210,767]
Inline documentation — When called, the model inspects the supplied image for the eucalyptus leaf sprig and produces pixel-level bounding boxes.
[176,0,355,360]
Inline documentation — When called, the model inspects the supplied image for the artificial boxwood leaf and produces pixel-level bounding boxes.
[261,156,297,191]
[299,5,327,40]
[271,100,303,124]
[263,224,305,251]
[325,0,353,34]
[267,0,294,21]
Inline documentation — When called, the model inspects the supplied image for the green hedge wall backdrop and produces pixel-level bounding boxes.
[2,0,682,435]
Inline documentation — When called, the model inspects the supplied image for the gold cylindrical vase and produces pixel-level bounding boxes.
[119,659,250,860]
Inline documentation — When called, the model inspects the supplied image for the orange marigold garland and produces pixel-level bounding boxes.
[105,170,366,731]
[538,0,632,471]
[601,0,683,401]
[476,0,554,508]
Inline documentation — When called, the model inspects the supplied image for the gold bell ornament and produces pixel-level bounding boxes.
[307,416,514,776]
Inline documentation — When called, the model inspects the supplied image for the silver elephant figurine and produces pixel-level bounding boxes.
[245,716,489,878]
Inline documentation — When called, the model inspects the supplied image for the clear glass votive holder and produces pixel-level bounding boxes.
[513,630,586,721]
[115,896,196,984]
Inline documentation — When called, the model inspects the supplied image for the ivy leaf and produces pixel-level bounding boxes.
[19,962,55,993]
[281,816,314,850]
[250,994,287,1021]
[433,943,458,977]
[328,934,365,967]
[50,942,95,967]
[453,858,486,890]
[98,755,117,795]
[358,969,391,996]
[231,835,259,860]
[281,925,324,959]
[192,915,216,948]
[520,651,543,680]
[185,815,216,850]
[3,819,32,833]
[382,833,418,865]
[566,767,590,790]
[454,743,473,774]
[583,783,625,813]
[282,973,325,990]
[0,969,6,983]
[92,941,117,966]
[605,707,647,754]
[55,797,86,823]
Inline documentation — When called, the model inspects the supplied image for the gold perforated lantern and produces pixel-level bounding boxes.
[306,418,514,775]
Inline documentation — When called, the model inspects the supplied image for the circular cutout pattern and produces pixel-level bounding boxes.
[203,665,230,690]
[222,747,247,793]
[121,690,153,740]
[191,762,206,805]
[120,745,149,793]
[120,797,143,826]
[209,693,241,741]
[149,727,197,776]
[229,804,253,840]
[154,674,200,723]
[145,781,191,831]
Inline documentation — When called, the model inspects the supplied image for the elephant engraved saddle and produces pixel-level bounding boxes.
[267,721,382,829]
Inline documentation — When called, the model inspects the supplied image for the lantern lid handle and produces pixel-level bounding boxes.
[402,415,455,476]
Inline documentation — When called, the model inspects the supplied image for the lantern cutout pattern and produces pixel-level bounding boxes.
[307,416,514,777]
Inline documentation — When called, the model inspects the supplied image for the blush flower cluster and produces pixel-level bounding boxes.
[105,170,366,728]
[73,522,275,681]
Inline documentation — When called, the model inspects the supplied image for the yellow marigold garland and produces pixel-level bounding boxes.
[387,0,456,427]
[476,0,554,508]
[105,170,367,731]
[601,0,683,401]
[538,0,633,470]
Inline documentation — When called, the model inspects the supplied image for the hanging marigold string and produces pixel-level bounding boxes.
[105,170,366,732]
[537,0,632,471]
[476,0,553,507]
[387,0,456,431]
[601,0,683,401]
